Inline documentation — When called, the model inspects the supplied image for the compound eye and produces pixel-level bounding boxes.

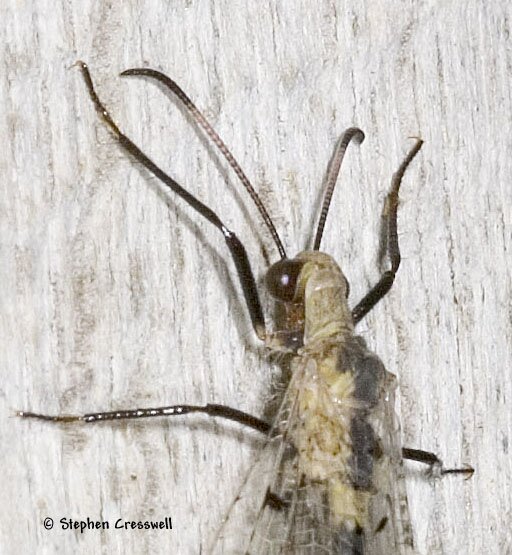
[265,259,304,302]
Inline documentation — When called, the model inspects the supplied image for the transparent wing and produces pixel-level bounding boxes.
[209,367,303,554]
[364,368,417,555]
[211,337,418,555]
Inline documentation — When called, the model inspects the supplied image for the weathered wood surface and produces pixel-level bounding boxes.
[2,2,511,554]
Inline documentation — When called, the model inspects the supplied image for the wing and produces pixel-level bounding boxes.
[211,337,418,555]
[208,366,303,554]
[363,364,417,555]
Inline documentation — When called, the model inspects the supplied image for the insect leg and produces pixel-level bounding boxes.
[351,138,423,324]
[18,403,270,433]
[77,61,267,340]
[402,447,474,476]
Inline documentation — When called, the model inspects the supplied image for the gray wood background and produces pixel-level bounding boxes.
[2,1,511,554]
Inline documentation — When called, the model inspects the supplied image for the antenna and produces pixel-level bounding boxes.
[313,127,365,251]
[121,68,286,260]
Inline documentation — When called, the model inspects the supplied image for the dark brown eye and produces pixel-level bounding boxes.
[265,259,304,302]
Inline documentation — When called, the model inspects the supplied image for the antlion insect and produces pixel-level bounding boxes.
[19,62,472,554]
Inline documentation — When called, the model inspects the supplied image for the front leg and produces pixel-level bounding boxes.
[352,139,423,324]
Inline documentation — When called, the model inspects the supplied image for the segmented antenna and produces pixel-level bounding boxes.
[313,127,365,251]
[121,68,286,260]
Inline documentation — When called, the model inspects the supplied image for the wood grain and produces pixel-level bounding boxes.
[2,2,511,553]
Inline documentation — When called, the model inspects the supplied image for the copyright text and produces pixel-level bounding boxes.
[56,517,172,533]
